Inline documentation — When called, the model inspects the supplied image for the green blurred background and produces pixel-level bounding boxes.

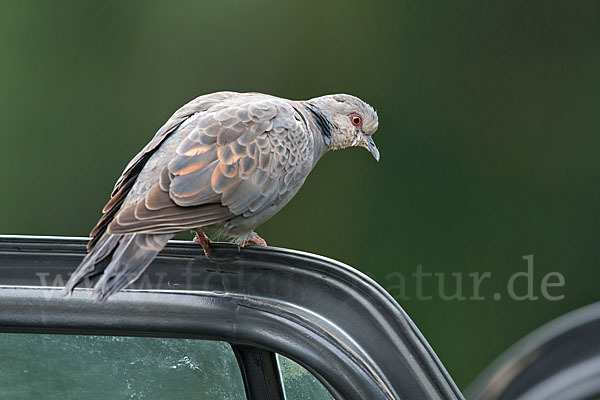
[1,0,599,390]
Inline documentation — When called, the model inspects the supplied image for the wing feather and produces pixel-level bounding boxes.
[88,91,237,249]
[108,96,312,236]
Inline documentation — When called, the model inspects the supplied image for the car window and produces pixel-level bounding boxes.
[0,333,245,400]
[277,354,334,400]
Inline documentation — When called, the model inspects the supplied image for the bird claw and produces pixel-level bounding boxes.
[248,232,268,247]
[238,232,268,251]
[196,230,267,256]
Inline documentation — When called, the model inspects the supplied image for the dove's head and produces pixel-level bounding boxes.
[306,94,379,161]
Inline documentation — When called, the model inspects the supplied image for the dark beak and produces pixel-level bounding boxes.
[362,134,380,162]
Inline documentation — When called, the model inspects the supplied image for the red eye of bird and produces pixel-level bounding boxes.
[350,114,362,126]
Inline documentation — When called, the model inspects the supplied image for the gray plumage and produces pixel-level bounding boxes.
[63,91,379,302]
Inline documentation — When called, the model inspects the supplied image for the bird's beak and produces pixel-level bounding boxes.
[361,134,380,162]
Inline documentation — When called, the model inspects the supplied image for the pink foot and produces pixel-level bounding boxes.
[238,232,268,251]
[194,228,212,259]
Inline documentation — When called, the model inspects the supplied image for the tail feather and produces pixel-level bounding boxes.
[91,233,173,303]
[62,232,173,303]
[62,234,121,295]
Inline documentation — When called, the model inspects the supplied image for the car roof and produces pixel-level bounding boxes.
[0,235,463,400]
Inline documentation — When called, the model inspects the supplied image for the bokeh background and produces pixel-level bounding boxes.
[1,0,599,390]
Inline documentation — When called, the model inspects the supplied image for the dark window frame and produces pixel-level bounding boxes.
[0,235,463,400]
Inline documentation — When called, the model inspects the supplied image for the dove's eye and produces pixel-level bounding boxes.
[350,114,362,126]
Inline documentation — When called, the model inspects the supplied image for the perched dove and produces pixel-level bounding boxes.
[63,91,379,302]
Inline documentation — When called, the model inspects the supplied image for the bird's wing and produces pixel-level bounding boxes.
[108,98,312,234]
[88,91,237,249]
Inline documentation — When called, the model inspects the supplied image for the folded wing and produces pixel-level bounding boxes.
[88,91,237,249]
[108,97,312,235]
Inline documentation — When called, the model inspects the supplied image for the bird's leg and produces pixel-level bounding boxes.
[193,228,212,259]
[247,232,268,246]
[238,232,268,251]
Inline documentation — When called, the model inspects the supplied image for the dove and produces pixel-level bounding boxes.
[63,91,379,302]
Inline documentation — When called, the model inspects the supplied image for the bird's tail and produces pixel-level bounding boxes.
[62,232,173,303]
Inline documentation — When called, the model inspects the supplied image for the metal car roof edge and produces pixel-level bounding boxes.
[0,234,463,400]
[466,301,600,400]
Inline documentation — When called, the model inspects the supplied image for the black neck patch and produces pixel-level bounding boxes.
[306,103,333,145]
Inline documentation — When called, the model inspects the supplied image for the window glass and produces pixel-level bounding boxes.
[0,334,245,400]
[277,354,334,400]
